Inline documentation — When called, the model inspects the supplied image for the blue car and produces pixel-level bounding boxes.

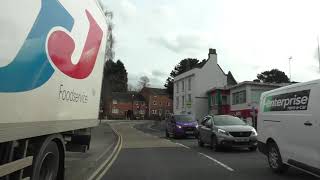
[165,115,199,138]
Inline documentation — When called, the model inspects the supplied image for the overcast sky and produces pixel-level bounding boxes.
[101,0,320,88]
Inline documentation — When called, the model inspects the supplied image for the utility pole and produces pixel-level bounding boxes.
[131,94,135,120]
[289,56,292,81]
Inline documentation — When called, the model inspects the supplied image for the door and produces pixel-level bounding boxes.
[199,116,213,144]
[287,86,320,169]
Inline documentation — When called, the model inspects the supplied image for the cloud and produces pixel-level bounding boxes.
[120,0,137,20]
[128,70,167,89]
[152,5,175,19]
[149,77,164,88]
[152,70,166,77]
[149,33,211,54]
[103,0,137,23]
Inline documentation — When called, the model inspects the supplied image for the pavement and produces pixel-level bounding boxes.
[102,121,318,180]
[64,120,118,180]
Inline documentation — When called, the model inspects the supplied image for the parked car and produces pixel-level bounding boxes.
[258,79,320,176]
[165,114,199,138]
[198,115,258,151]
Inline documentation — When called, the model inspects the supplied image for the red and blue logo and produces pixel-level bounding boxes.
[0,0,103,92]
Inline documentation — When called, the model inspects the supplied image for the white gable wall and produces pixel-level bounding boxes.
[193,53,227,119]
[173,50,228,120]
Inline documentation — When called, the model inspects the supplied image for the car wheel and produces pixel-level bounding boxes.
[173,132,178,139]
[249,146,257,151]
[198,136,204,147]
[210,136,220,151]
[267,142,288,173]
[165,129,169,138]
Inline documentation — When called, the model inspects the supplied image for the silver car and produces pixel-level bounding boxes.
[198,115,258,151]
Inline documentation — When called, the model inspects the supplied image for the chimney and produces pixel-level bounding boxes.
[209,48,216,55]
[208,48,217,64]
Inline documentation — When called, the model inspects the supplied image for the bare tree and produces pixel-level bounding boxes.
[138,76,150,90]
[128,83,138,92]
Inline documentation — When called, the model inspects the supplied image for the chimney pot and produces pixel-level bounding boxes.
[209,48,217,55]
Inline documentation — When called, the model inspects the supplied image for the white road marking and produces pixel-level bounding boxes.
[95,141,116,162]
[198,152,234,172]
[88,125,123,180]
[175,143,190,149]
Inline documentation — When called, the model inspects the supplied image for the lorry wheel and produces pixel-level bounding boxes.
[267,142,288,173]
[32,141,60,180]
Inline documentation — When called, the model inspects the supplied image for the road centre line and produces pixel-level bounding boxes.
[198,152,234,172]
[88,125,123,180]
[175,143,191,149]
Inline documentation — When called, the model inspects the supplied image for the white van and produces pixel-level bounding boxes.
[258,79,320,177]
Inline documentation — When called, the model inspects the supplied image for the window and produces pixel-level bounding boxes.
[153,101,157,105]
[211,95,217,105]
[112,108,119,114]
[188,94,191,102]
[112,99,117,104]
[222,95,229,105]
[166,110,170,114]
[232,90,247,105]
[167,102,170,106]
[159,102,162,106]
[152,110,157,114]
[213,116,246,126]
[251,90,265,103]
[182,96,185,108]
[176,83,179,93]
[176,97,179,109]
[188,78,191,90]
[182,81,185,92]
[159,109,162,115]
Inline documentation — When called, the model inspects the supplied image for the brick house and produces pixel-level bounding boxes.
[140,87,173,120]
[106,92,146,120]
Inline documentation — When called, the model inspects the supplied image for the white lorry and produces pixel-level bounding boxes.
[0,1,107,179]
[258,79,320,177]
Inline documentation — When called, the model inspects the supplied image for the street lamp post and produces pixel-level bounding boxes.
[289,56,292,81]
[131,94,134,120]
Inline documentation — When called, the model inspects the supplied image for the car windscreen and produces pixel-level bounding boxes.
[174,115,195,122]
[213,116,246,126]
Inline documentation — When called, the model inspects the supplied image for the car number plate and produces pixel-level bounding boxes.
[235,138,249,142]
[185,131,194,134]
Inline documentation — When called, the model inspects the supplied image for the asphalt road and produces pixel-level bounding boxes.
[102,121,318,180]
[64,121,117,180]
